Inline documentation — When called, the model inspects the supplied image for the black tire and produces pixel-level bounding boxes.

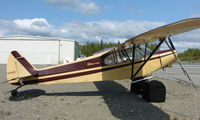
[130,80,147,94]
[142,80,166,102]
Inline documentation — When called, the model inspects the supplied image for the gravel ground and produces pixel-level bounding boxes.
[0,64,200,120]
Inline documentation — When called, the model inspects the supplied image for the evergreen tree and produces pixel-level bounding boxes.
[178,48,200,62]
[80,41,117,56]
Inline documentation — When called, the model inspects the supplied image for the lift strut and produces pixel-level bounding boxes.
[166,37,196,88]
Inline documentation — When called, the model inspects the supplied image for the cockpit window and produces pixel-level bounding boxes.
[103,45,152,65]
[104,51,128,65]
[138,45,152,56]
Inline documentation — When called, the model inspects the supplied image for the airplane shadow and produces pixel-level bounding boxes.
[93,81,170,120]
[9,81,170,119]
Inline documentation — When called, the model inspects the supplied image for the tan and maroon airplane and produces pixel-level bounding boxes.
[5,18,200,102]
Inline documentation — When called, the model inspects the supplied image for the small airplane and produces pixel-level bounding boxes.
[5,18,200,102]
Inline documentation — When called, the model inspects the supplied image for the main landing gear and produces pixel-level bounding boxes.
[10,79,24,97]
[130,79,166,102]
[122,38,167,102]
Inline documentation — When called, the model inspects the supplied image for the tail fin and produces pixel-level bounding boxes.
[6,51,38,85]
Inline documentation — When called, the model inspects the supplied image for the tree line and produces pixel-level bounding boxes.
[80,40,159,57]
[80,40,117,56]
[178,48,200,62]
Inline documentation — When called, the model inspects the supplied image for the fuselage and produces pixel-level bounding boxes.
[9,49,176,85]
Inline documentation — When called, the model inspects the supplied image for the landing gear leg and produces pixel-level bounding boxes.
[10,79,24,97]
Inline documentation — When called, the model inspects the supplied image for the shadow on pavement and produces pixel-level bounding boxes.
[8,81,170,119]
[93,81,170,120]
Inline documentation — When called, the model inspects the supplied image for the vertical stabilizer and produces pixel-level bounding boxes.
[6,51,37,85]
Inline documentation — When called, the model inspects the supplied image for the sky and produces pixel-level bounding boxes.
[0,0,200,52]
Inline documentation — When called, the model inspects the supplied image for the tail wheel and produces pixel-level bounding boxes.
[10,89,18,97]
[142,80,166,102]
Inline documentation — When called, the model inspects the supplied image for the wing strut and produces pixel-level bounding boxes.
[131,38,166,81]
[121,46,136,80]
[166,37,196,88]
[144,44,147,60]
[131,45,136,80]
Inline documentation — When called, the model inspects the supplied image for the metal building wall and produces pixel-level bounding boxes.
[0,36,79,65]
[59,40,75,63]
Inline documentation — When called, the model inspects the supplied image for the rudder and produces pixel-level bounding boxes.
[6,51,37,85]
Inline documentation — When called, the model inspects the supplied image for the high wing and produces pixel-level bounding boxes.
[102,18,200,87]
[116,18,200,50]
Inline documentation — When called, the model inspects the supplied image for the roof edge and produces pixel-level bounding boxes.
[0,35,76,42]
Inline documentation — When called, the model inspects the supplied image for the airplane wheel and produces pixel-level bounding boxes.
[130,80,147,94]
[142,80,166,102]
[10,90,18,97]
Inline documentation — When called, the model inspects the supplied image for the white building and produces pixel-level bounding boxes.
[0,36,81,65]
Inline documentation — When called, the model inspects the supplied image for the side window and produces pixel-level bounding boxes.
[104,51,128,65]
[117,51,128,63]
[138,45,152,57]
[104,53,115,65]
[124,47,144,60]
[135,48,144,59]
[103,46,152,65]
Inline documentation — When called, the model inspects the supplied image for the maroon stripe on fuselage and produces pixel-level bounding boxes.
[155,49,174,54]
[11,51,38,75]
[24,63,130,85]
[38,57,102,77]
[38,68,102,83]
